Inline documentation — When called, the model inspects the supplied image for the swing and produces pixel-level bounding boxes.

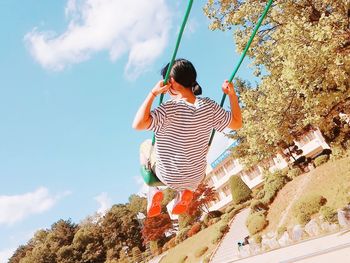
[141,0,274,187]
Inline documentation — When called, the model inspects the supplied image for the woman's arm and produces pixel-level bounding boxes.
[222,80,243,130]
[132,80,170,130]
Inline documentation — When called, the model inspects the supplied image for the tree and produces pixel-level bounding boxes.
[128,194,147,215]
[204,0,350,166]
[187,183,218,217]
[141,214,173,244]
[101,204,144,260]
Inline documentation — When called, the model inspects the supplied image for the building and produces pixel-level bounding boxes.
[205,128,330,212]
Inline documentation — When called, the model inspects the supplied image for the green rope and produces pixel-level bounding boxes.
[151,0,194,146]
[208,0,274,146]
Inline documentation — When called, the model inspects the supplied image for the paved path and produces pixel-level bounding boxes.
[211,209,250,263]
[229,229,350,263]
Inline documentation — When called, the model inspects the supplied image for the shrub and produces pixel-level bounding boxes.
[314,155,329,167]
[203,210,223,225]
[246,211,268,235]
[203,254,211,263]
[277,226,287,238]
[225,204,236,214]
[194,246,208,257]
[164,237,176,250]
[178,255,188,263]
[179,214,196,230]
[293,194,327,225]
[252,233,262,244]
[187,222,201,237]
[263,172,288,204]
[175,226,191,244]
[218,224,229,234]
[229,175,252,204]
[320,206,338,223]
[228,209,238,220]
[149,241,159,256]
[208,217,221,226]
[250,200,268,212]
[211,231,224,244]
[132,247,142,263]
[287,167,302,179]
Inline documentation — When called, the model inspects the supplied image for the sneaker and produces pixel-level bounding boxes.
[147,189,163,218]
[171,189,193,215]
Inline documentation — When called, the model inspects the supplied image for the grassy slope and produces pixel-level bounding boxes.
[160,221,222,263]
[266,156,350,232]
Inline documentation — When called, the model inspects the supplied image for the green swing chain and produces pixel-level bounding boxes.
[151,0,194,146]
[208,0,274,146]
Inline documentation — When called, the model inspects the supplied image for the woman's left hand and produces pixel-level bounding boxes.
[222,80,235,96]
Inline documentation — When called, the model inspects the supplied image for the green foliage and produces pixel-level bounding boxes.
[263,172,288,204]
[320,206,338,223]
[149,241,159,256]
[246,211,268,235]
[252,234,262,244]
[194,246,208,258]
[287,167,303,179]
[229,175,252,204]
[277,226,287,238]
[293,194,327,225]
[187,222,202,237]
[175,226,191,244]
[128,194,147,215]
[132,247,142,263]
[314,155,329,167]
[211,231,224,244]
[204,0,350,167]
[250,200,268,212]
[203,210,223,226]
[178,213,197,230]
[208,217,221,226]
[225,204,236,214]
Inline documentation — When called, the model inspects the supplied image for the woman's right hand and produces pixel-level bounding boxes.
[151,80,171,96]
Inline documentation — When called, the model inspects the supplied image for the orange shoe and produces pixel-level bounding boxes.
[147,190,163,218]
[171,190,193,215]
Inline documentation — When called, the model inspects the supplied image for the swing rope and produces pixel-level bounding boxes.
[151,0,194,147]
[208,0,274,146]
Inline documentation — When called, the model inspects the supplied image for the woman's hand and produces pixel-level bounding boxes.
[222,80,236,96]
[151,80,171,96]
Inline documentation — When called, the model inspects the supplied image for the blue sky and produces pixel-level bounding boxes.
[0,0,259,261]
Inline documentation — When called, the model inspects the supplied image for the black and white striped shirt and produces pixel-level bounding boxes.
[148,97,232,191]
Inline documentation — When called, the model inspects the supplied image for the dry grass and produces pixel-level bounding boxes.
[265,156,350,232]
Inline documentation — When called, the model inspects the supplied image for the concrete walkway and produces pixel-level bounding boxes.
[230,229,350,263]
[211,209,250,263]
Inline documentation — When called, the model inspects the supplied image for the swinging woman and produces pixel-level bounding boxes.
[133,59,242,217]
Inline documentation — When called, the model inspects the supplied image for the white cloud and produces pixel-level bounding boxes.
[0,187,70,226]
[134,176,148,198]
[94,192,112,215]
[0,247,15,263]
[24,0,172,79]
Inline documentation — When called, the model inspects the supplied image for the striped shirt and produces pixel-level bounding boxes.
[148,97,232,191]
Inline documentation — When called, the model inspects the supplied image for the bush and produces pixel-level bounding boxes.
[194,246,208,257]
[228,209,238,220]
[263,172,288,204]
[203,254,211,263]
[203,210,223,225]
[252,233,262,244]
[320,206,338,223]
[179,214,196,230]
[163,237,176,250]
[218,224,229,234]
[246,211,268,235]
[187,222,202,237]
[211,231,224,244]
[229,175,252,204]
[293,194,327,225]
[250,200,268,212]
[132,247,142,262]
[314,155,329,167]
[287,167,302,179]
[175,226,191,244]
[277,226,287,238]
[208,217,221,226]
[225,204,236,214]
[149,241,159,256]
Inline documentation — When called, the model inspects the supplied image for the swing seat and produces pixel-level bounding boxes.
[141,165,165,187]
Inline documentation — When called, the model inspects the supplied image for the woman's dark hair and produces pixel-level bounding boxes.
[161,58,202,95]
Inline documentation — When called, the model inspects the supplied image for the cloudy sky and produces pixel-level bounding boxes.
[0,0,259,261]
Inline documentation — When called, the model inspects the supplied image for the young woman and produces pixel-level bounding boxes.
[133,59,242,217]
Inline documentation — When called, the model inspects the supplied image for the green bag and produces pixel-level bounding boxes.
[141,164,165,187]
